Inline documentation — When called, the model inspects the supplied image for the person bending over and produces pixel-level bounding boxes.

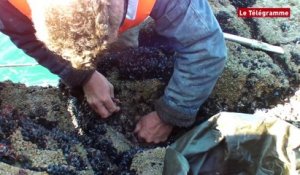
[0,0,227,143]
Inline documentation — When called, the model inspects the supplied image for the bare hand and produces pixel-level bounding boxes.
[83,71,120,118]
[134,111,173,144]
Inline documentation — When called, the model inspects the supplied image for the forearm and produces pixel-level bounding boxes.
[151,0,227,127]
[0,1,94,88]
[156,31,226,127]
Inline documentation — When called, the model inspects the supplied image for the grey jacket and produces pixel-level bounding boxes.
[151,0,227,127]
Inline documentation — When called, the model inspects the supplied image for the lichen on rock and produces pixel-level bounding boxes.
[131,147,166,175]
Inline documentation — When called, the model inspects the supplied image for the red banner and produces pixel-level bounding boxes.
[237,8,291,18]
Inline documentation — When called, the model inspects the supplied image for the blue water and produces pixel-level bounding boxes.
[0,33,59,87]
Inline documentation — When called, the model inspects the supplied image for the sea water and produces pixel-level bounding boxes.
[0,33,59,87]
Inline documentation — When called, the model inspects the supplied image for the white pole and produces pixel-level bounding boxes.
[224,33,285,54]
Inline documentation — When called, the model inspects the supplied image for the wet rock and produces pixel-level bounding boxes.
[131,147,166,175]
[229,0,256,8]
[255,89,300,128]
[98,47,174,81]
[253,0,300,45]
[208,0,252,38]
[201,0,300,116]
[105,126,133,153]
[0,162,47,175]
[276,44,300,84]
[0,82,75,132]
[94,39,294,117]
[0,87,143,174]
[10,129,66,169]
[201,41,290,115]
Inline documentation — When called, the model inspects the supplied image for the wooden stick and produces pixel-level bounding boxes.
[224,33,285,54]
[0,63,39,68]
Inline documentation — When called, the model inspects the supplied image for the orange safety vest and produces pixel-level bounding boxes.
[8,0,32,20]
[119,0,156,33]
[8,0,156,33]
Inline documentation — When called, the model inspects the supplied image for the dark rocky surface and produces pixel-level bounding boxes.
[0,0,299,174]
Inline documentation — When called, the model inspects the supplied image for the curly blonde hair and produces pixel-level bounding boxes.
[27,0,112,69]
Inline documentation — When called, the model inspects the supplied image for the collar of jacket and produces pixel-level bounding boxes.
[119,0,156,34]
[120,0,129,27]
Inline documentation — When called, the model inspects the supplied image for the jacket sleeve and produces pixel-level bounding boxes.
[0,0,94,88]
[150,0,227,127]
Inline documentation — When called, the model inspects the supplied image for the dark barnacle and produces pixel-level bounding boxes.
[87,149,112,173]
[47,164,76,175]
[66,153,87,171]
[18,169,28,175]
[116,148,144,172]
[0,142,17,164]
[20,120,48,149]
[0,143,10,156]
